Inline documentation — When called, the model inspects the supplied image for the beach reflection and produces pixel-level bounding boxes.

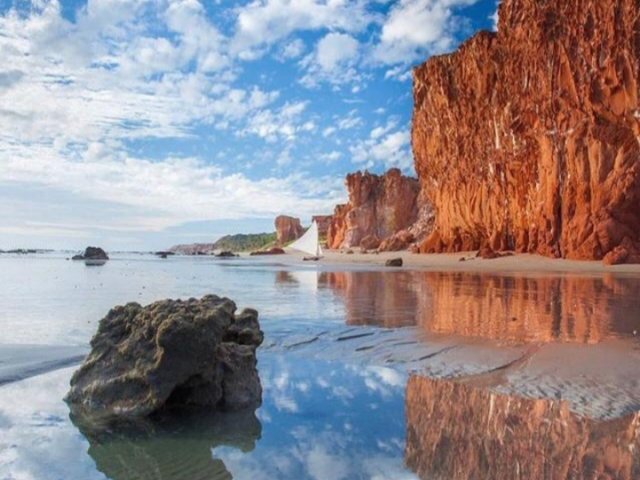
[405,375,640,480]
[313,271,640,344]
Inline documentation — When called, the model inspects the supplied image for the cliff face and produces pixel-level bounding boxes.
[412,0,640,262]
[326,169,428,250]
[311,215,332,238]
[274,215,303,246]
[405,376,640,480]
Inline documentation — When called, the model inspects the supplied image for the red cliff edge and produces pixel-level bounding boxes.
[412,0,640,263]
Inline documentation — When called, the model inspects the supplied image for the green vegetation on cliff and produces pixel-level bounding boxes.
[212,232,277,252]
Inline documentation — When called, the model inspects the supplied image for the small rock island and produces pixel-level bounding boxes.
[65,295,264,419]
[72,246,110,261]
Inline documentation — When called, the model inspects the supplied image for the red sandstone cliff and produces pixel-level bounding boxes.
[412,0,640,263]
[311,215,332,238]
[274,215,303,246]
[326,169,431,250]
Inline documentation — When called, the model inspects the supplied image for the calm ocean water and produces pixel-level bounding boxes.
[1,253,640,479]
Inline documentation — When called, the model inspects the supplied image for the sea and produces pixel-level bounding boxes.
[1,252,640,480]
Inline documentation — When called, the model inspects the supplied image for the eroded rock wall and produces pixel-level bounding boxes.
[326,169,426,250]
[412,0,640,261]
[275,215,304,246]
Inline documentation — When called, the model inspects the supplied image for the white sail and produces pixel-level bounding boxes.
[288,221,323,257]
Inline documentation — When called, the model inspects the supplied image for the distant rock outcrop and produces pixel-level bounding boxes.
[65,295,263,419]
[412,0,640,263]
[275,215,304,246]
[250,247,285,256]
[72,246,109,261]
[326,169,430,251]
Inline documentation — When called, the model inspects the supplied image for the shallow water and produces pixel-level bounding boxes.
[1,253,640,479]
[2,253,640,345]
[0,355,416,480]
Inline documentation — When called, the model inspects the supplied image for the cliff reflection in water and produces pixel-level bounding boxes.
[71,408,261,480]
[405,375,640,480]
[315,271,640,343]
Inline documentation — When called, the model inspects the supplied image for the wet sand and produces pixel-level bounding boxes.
[264,324,640,420]
[0,344,89,386]
[278,250,640,274]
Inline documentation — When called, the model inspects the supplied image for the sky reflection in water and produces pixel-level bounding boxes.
[0,353,417,480]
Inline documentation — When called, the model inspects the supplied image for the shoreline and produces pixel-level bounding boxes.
[0,344,89,387]
[275,250,640,274]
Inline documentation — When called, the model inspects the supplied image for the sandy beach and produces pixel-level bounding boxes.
[276,250,640,274]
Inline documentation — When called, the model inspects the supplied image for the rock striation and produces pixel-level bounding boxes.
[412,0,640,262]
[65,295,263,419]
[312,215,333,238]
[275,215,304,246]
[326,169,429,251]
[405,375,640,480]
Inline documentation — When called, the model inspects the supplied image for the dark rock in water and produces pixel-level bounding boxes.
[385,258,403,267]
[65,295,263,420]
[72,246,109,261]
[250,247,285,256]
[154,251,174,258]
[70,407,261,480]
[216,251,238,258]
[159,253,168,259]
[303,256,321,261]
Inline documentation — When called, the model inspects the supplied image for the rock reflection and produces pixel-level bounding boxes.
[315,270,640,343]
[405,375,640,480]
[319,271,420,328]
[71,408,261,480]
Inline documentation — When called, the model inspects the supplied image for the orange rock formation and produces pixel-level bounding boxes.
[412,0,640,262]
[311,215,332,238]
[326,169,427,250]
[274,215,303,246]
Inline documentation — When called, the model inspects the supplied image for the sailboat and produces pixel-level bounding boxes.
[288,220,323,260]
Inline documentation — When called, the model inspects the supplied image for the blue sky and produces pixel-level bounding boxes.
[0,0,497,250]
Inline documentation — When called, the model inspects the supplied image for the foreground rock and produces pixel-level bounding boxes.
[326,169,431,251]
[65,295,263,419]
[275,215,304,245]
[72,246,109,261]
[412,0,640,263]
